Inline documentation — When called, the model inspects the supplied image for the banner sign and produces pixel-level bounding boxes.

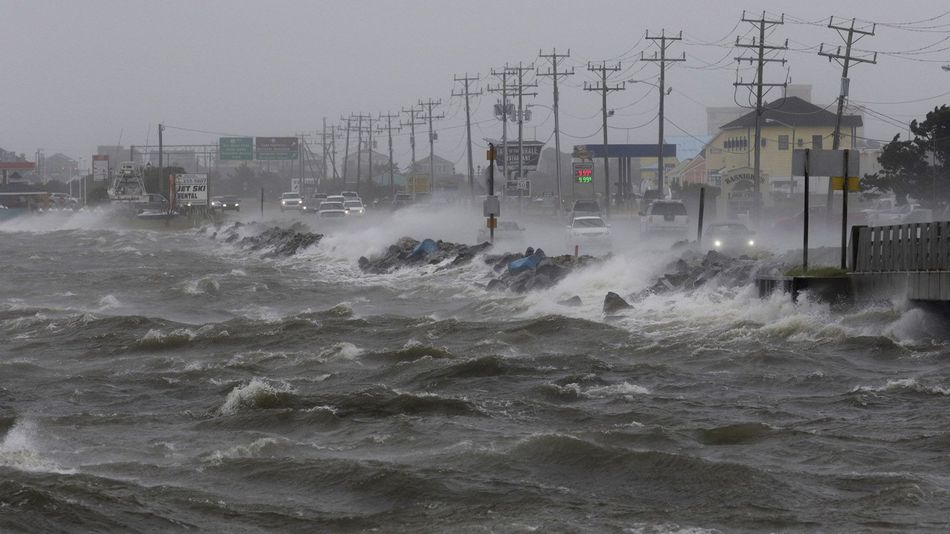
[92,155,109,182]
[175,173,208,203]
[219,137,253,160]
[255,137,299,160]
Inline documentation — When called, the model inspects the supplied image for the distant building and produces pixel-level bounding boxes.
[43,153,79,182]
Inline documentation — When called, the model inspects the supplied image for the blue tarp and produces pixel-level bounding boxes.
[411,238,439,257]
[508,254,542,273]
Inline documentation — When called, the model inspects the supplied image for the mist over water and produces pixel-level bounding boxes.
[2,208,950,532]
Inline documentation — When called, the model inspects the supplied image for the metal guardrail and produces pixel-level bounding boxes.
[851,222,950,272]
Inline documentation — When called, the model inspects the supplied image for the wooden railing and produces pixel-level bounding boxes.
[851,222,950,272]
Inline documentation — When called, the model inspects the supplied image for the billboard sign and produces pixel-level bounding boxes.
[92,155,109,182]
[573,162,594,184]
[175,173,208,204]
[494,141,544,169]
[255,137,299,160]
[792,149,860,177]
[219,137,253,160]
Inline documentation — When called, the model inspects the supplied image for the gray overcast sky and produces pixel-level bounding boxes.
[2,0,949,169]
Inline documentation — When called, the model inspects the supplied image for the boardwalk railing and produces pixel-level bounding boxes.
[851,222,950,272]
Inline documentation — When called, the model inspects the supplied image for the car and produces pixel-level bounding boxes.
[641,200,689,239]
[704,223,756,253]
[301,197,324,214]
[326,194,346,204]
[280,192,303,211]
[318,201,347,218]
[343,199,366,215]
[392,193,414,209]
[211,195,240,211]
[477,220,525,243]
[310,193,328,203]
[567,215,612,246]
[570,199,601,219]
[49,192,79,210]
[340,191,360,200]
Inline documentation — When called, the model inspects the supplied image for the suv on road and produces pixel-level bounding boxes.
[641,200,689,239]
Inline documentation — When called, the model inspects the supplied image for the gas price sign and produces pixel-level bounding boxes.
[573,162,594,184]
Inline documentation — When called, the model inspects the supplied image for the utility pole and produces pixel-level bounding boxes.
[735,11,788,226]
[367,115,374,196]
[320,118,329,189]
[341,115,352,184]
[401,105,425,176]
[507,62,537,187]
[538,48,574,213]
[641,30,685,198]
[354,113,368,193]
[820,17,877,219]
[584,61,625,218]
[158,123,164,199]
[488,66,511,180]
[378,112,401,197]
[418,98,444,192]
[453,73,482,199]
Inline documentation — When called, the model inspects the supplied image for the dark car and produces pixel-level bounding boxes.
[704,222,756,252]
[392,193,414,209]
[211,195,240,211]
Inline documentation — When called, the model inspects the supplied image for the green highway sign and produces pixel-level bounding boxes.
[255,137,299,160]
[219,137,253,160]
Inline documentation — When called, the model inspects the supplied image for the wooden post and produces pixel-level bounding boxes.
[803,148,810,273]
[697,186,705,243]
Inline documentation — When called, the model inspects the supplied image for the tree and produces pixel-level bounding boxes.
[863,105,950,207]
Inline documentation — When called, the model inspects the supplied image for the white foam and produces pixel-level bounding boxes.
[0,418,72,473]
[218,377,295,415]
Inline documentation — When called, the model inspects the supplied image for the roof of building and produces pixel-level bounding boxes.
[0,182,47,195]
[721,96,862,130]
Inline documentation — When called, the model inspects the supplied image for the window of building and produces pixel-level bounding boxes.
[812,135,823,150]
[778,135,790,150]
[761,138,767,148]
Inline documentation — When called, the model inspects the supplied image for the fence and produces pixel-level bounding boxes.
[851,222,950,272]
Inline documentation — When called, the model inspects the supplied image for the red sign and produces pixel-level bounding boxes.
[0,161,36,170]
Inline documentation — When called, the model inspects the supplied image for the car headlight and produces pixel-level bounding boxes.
[748,239,755,246]
[714,240,722,247]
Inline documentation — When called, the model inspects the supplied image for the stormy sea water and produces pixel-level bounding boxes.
[2,206,950,533]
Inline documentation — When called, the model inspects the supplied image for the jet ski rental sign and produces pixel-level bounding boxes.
[175,174,208,204]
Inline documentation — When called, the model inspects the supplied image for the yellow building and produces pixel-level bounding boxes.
[703,96,862,219]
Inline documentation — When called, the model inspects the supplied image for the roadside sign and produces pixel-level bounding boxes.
[494,141,544,169]
[792,149,860,177]
[483,195,500,216]
[175,174,208,204]
[409,173,431,193]
[219,137,253,160]
[504,179,530,196]
[255,137,299,160]
[92,155,109,182]
[573,162,593,184]
[831,176,860,191]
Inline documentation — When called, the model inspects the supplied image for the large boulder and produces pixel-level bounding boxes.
[603,291,633,314]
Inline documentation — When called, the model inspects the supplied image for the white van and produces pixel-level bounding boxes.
[641,200,689,239]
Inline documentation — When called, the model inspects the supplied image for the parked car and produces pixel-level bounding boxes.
[210,195,240,211]
[318,201,347,218]
[641,200,689,239]
[343,199,366,216]
[704,223,756,253]
[280,192,303,211]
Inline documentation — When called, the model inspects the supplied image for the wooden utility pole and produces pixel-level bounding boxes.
[378,112,401,197]
[735,11,788,226]
[584,61,625,218]
[487,66,512,180]
[341,115,353,184]
[538,48,574,213]
[418,98,444,191]
[507,62,537,186]
[641,30,685,197]
[453,73,482,199]
[401,105,425,175]
[820,17,877,219]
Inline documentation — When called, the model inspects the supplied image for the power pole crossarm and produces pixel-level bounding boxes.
[641,30,685,198]
[584,61,625,218]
